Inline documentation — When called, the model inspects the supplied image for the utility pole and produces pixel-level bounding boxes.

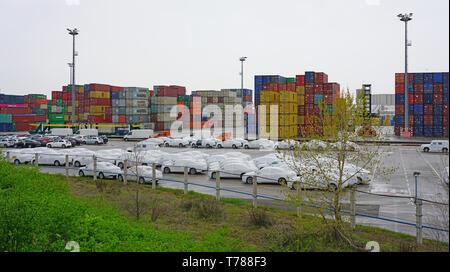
[397,13,413,132]
[240,56,247,94]
[67,28,79,124]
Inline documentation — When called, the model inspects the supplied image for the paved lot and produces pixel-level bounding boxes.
[3,139,449,242]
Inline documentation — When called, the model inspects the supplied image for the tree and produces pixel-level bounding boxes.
[278,90,396,245]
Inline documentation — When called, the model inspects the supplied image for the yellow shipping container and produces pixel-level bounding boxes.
[78,86,84,94]
[298,95,305,106]
[299,116,305,125]
[89,91,110,99]
[296,86,305,96]
[67,106,72,112]
[90,105,106,114]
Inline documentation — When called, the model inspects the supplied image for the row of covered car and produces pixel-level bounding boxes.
[0,134,108,149]
[1,142,371,191]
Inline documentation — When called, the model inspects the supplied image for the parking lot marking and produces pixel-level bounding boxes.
[415,148,446,185]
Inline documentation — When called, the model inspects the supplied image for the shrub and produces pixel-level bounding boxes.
[248,208,273,228]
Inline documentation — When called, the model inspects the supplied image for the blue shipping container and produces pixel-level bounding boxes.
[432,126,443,137]
[424,126,433,137]
[424,73,434,84]
[443,94,449,105]
[414,104,424,115]
[305,72,315,83]
[395,94,405,105]
[434,104,443,115]
[414,73,424,84]
[433,73,443,83]
[395,115,405,125]
[443,72,449,84]
[414,126,424,136]
[444,83,449,94]
[424,94,433,104]
[407,84,414,94]
[414,115,424,126]
[433,116,443,126]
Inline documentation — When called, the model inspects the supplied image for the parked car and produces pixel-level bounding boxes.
[252,154,281,169]
[31,149,68,166]
[99,135,108,144]
[161,157,207,175]
[300,140,328,151]
[61,148,96,167]
[208,160,258,180]
[118,166,162,185]
[126,141,160,152]
[330,141,360,151]
[0,138,15,148]
[216,139,242,149]
[243,139,274,150]
[164,138,190,148]
[22,139,41,148]
[30,136,50,147]
[192,139,219,148]
[47,139,72,148]
[83,136,104,145]
[275,140,299,150]
[7,150,35,165]
[420,140,449,153]
[78,162,123,180]
[242,166,300,185]
[63,137,78,147]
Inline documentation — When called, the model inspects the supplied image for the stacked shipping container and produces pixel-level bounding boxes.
[395,72,449,137]
[150,85,186,131]
[0,94,47,132]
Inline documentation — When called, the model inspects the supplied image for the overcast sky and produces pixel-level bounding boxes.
[0,0,448,97]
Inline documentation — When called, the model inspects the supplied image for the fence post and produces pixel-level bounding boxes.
[6,151,10,162]
[253,175,257,208]
[296,182,302,217]
[93,155,97,181]
[34,153,39,167]
[416,199,423,245]
[184,166,188,195]
[350,186,356,230]
[123,159,128,185]
[65,154,69,178]
[152,163,156,190]
[216,171,220,201]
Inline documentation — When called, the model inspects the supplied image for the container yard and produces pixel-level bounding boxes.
[394,72,449,137]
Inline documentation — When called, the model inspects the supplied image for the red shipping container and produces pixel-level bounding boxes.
[305,94,314,104]
[395,73,405,84]
[105,107,112,115]
[424,115,433,126]
[150,114,157,122]
[262,85,269,91]
[298,106,305,115]
[414,84,424,94]
[324,95,336,104]
[243,95,252,102]
[207,97,213,103]
[295,75,305,86]
[111,86,124,92]
[408,94,414,104]
[104,115,112,123]
[395,125,404,136]
[15,123,33,132]
[269,82,279,91]
[433,83,443,94]
[443,115,448,126]
[118,115,126,123]
[305,104,314,114]
[313,105,321,115]
[395,84,405,94]
[1,107,32,114]
[314,84,323,94]
[443,104,449,116]
[169,85,186,96]
[395,104,405,115]
[408,74,414,84]
[87,115,105,123]
[414,94,423,104]
[409,115,414,126]
[444,126,449,137]
[155,122,164,131]
[305,84,314,95]
[433,94,443,104]
[314,72,328,84]
[12,115,35,123]
[218,97,224,103]
[424,105,433,115]
[89,83,111,92]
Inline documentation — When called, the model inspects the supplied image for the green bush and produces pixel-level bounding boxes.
[0,160,240,252]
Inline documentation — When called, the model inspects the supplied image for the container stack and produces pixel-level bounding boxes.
[151,85,186,131]
[87,83,112,124]
[394,72,449,137]
[111,86,126,124]
[0,94,47,132]
[259,82,298,139]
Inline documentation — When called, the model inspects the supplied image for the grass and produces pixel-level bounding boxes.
[0,160,448,252]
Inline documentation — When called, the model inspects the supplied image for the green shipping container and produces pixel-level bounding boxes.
[49,114,64,122]
[0,114,13,123]
[62,106,68,113]
[286,78,296,83]
[28,94,47,100]
[177,95,190,102]
[57,99,63,106]
[32,109,46,115]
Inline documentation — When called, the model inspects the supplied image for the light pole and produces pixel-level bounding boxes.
[240,57,247,96]
[68,63,73,86]
[67,28,79,124]
[397,13,412,131]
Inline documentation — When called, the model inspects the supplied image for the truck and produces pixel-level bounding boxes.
[123,129,154,141]
[75,128,99,136]
[50,128,73,136]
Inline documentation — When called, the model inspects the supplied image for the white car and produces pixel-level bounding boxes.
[275,140,299,150]
[252,154,281,169]
[216,139,243,149]
[78,162,123,180]
[161,157,207,175]
[118,165,162,185]
[164,138,190,148]
[331,141,360,151]
[7,150,35,165]
[192,138,220,148]
[0,138,15,147]
[421,140,449,153]
[243,139,274,149]
[47,139,72,148]
[301,140,328,150]
[208,161,258,179]
[143,138,165,146]
[242,166,301,185]
[31,149,68,166]
[63,148,96,167]
[95,149,124,164]
[126,141,160,153]
[83,136,104,145]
